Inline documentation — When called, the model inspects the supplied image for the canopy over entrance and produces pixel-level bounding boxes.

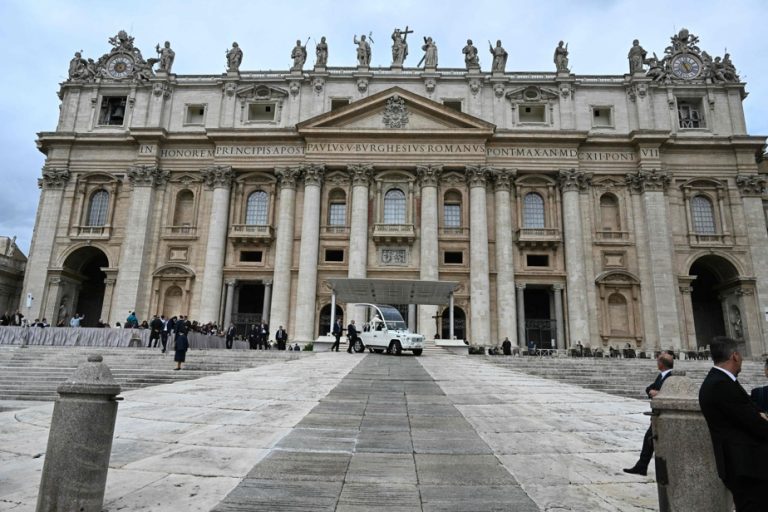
[326,278,459,305]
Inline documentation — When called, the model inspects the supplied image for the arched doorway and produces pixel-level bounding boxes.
[318,304,344,337]
[441,306,466,340]
[689,255,739,348]
[163,286,183,318]
[62,247,109,327]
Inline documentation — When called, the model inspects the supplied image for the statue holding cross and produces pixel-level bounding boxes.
[391,26,413,67]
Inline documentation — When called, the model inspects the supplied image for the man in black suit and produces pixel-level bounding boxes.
[331,319,343,352]
[225,323,236,349]
[699,337,768,511]
[624,350,675,476]
[275,325,288,350]
[750,359,768,413]
[346,319,358,353]
[149,315,163,348]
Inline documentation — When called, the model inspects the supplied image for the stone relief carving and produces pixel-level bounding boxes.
[39,168,71,189]
[67,30,158,82]
[382,94,409,129]
[493,83,505,98]
[492,168,517,190]
[301,164,325,186]
[735,175,767,196]
[557,169,592,192]
[468,78,481,95]
[127,165,170,188]
[489,40,508,73]
[353,34,372,67]
[290,39,308,71]
[420,37,438,68]
[625,169,671,193]
[315,36,328,68]
[226,42,243,72]
[200,165,235,189]
[644,28,739,83]
[463,39,480,70]
[356,78,369,93]
[152,82,172,98]
[155,41,175,73]
[223,82,237,97]
[424,78,436,93]
[416,165,443,187]
[288,81,301,96]
[381,248,407,265]
[553,41,569,73]
[312,77,325,93]
[391,27,412,67]
[348,164,374,186]
[276,167,301,189]
[465,166,489,187]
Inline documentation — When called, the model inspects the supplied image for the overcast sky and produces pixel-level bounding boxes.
[1,0,766,254]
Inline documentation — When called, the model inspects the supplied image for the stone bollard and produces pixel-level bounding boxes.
[36,354,122,512]
[650,374,731,512]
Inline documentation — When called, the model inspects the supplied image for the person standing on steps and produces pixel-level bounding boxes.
[275,325,288,350]
[346,319,358,353]
[331,318,343,352]
[225,322,236,350]
[623,350,675,476]
[173,320,189,371]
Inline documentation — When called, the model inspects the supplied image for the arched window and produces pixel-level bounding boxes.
[599,193,621,231]
[87,190,109,226]
[443,190,462,228]
[691,195,716,234]
[173,190,195,226]
[608,293,629,335]
[328,189,347,226]
[245,190,269,225]
[522,193,545,228]
[383,188,406,224]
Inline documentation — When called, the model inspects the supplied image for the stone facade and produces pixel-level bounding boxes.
[0,237,26,315]
[23,30,768,355]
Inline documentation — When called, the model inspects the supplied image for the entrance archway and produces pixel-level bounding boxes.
[441,306,466,340]
[62,247,109,327]
[318,304,344,337]
[524,287,555,349]
[689,255,739,348]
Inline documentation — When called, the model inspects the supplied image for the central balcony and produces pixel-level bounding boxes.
[70,225,111,240]
[229,224,275,245]
[373,223,416,244]
[515,227,561,248]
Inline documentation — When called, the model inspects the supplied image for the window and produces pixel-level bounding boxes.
[678,99,705,128]
[444,251,463,264]
[519,105,545,123]
[325,249,344,262]
[248,102,276,121]
[328,189,347,226]
[87,190,109,226]
[691,195,716,234]
[240,251,263,263]
[526,254,549,267]
[185,104,206,125]
[592,107,613,128]
[443,191,462,228]
[443,100,462,112]
[331,99,350,110]
[599,193,621,231]
[98,96,127,126]
[245,191,269,225]
[522,193,545,228]
[383,189,406,224]
[173,190,195,226]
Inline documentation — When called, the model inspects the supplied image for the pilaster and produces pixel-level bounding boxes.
[466,165,491,344]
[417,164,442,337]
[492,168,518,345]
[348,164,373,327]
[269,167,300,336]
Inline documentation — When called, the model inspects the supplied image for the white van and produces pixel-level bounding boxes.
[349,303,424,356]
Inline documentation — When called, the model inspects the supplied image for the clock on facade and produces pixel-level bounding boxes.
[670,54,702,79]
[106,54,134,79]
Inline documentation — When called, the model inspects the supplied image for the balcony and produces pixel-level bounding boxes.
[321,225,350,237]
[373,223,416,244]
[163,225,198,240]
[229,224,275,245]
[515,227,561,248]
[689,232,730,247]
[595,230,630,244]
[70,225,111,240]
[439,227,469,239]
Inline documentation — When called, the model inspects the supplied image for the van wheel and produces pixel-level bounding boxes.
[412,349,423,356]
[388,341,402,356]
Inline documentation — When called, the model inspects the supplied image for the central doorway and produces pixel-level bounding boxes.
[524,287,556,349]
[234,283,265,332]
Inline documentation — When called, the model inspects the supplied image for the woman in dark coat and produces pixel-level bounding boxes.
[174,322,189,370]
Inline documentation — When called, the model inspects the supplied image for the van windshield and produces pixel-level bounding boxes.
[377,305,407,330]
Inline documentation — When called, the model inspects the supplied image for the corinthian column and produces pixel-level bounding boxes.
[269,167,301,335]
[22,169,71,322]
[294,165,325,341]
[626,169,681,349]
[347,164,372,326]
[492,168,518,345]
[198,165,235,324]
[417,165,442,337]
[112,165,171,324]
[466,166,491,344]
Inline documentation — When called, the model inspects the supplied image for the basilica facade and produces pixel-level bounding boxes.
[23,29,768,354]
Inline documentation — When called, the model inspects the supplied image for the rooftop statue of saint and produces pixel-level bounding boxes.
[226,42,243,72]
[627,39,647,73]
[391,27,412,67]
[420,36,438,69]
[291,39,308,71]
[462,39,479,70]
[315,36,328,67]
[353,34,371,67]
[554,40,569,72]
[489,40,508,73]
[155,41,175,73]
[68,51,88,80]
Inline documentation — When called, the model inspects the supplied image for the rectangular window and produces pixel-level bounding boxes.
[325,249,344,262]
[98,96,127,126]
[519,105,546,123]
[185,104,206,125]
[328,202,346,226]
[240,251,263,263]
[443,100,462,112]
[592,107,613,128]
[678,99,705,128]
[526,254,549,267]
[444,204,461,228]
[331,98,350,110]
[248,102,276,121]
[444,251,463,264]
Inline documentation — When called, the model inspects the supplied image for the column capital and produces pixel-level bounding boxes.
[276,166,301,189]
[348,164,373,186]
[127,165,171,188]
[557,168,592,192]
[201,165,235,189]
[416,164,443,187]
[225,279,237,287]
[39,168,71,189]
[302,164,325,186]
[625,168,671,193]
[465,165,490,188]
[552,283,564,291]
[491,167,517,191]
[515,283,526,290]
[263,279,273,287]
[735,175,767,197]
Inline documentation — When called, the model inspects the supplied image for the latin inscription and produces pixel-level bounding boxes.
[487,147,638,161]
[157,145,305,159]
[306,143,486,155]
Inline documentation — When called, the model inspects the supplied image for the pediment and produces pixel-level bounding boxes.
[298,87,495,135]
[236,84,288,100]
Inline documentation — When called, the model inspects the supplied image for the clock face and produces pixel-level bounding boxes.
[107,55,134,79]
[671,54,701,79]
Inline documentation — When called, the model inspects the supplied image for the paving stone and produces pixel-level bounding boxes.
[415,454,517,485]
[212,479,341,512]
[345,453,417,483]
[420,484,539,512]
[275,427,358,453]
[336,482,422,512]
[296,412,363,429]
[355,430,414,453]
[245,451,351,481]
[360,413,411,431]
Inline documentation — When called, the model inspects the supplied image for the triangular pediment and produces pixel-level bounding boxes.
[298,87,495,135]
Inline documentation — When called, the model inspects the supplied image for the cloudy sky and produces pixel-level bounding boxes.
[1,0,766,253]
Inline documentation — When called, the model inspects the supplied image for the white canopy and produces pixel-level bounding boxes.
[326,278,459,305]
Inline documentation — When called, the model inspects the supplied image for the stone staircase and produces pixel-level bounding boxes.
[484,355,767,400]
[0,346,305,402]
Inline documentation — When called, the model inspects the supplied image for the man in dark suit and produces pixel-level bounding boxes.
[331,319,343,352]
[750,359,768,413]
[225,323,236,349]
[624,350,675,476]
[275,325,288,350]
[149,315,163,348]
[346,319,358,353]
[699,338,768,511]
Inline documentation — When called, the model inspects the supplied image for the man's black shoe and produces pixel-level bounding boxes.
[623,466,647,476]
